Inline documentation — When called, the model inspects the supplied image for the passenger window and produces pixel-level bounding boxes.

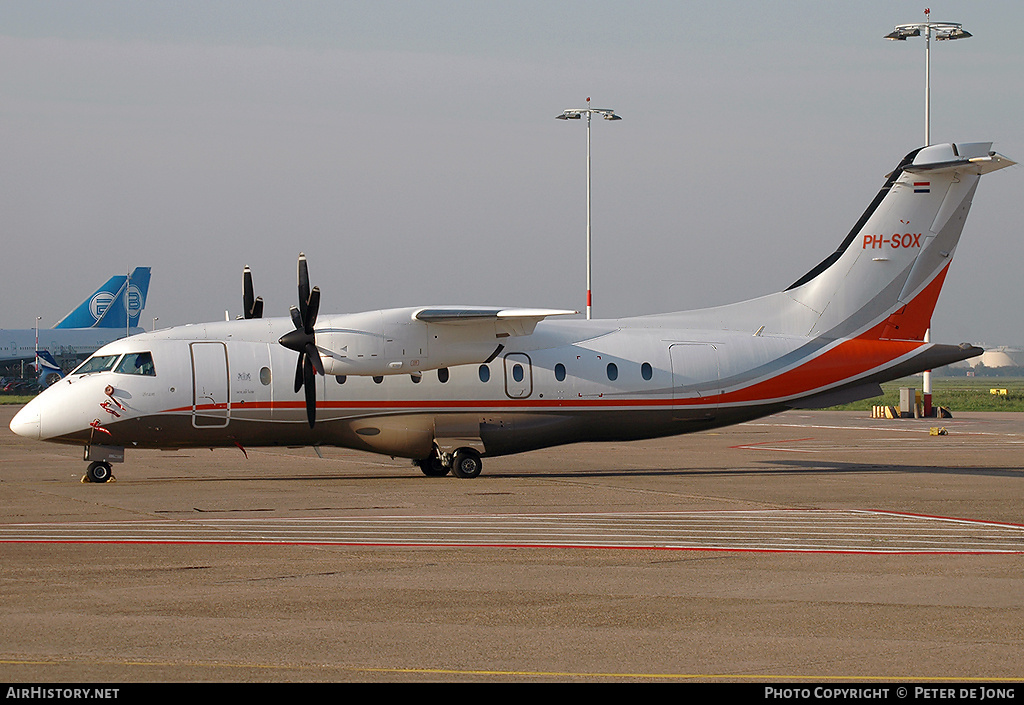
[115,352,156,376]
[478,365,490,383]
[373,376,384,384]
[554,363,566,382]
[335,375,346,384]
[606,362,618,381]
[411,374,421,384]
[641,362,653,381]
[438,368,449,383]
[512,364,524,382]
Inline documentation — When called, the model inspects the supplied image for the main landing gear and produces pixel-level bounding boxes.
[416,447,484,479]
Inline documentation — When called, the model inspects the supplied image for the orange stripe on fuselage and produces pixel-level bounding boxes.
[711,335,922,405]
[709,263,948,404]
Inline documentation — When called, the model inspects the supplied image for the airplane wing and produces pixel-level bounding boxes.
[413,307,578,337]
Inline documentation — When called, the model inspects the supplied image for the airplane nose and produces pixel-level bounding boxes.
[10,403,41,440]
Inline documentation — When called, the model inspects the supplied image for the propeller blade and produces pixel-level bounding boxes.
[242,266,264,319]
[305,287,320,334]
[243,266,255,319]
[297,253,310,324]
[293,352,305,394]
[303,355,317,428]
[305,341,324,376]
[289,306,302,330]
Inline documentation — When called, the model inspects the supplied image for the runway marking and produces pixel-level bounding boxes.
[2,509,1023,554]
[729,437,817,452]
[6,655,1022,681]
[744,420,1024,438]
[733,427,1024,453]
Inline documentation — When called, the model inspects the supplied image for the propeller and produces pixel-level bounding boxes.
[242,266,264,319]
[277,253,324,428]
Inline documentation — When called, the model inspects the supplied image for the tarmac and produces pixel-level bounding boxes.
[1,405,1022,683]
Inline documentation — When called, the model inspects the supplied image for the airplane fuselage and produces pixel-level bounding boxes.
[12,311,975,461]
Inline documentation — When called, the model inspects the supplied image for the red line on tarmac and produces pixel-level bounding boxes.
[2,539,1021,555]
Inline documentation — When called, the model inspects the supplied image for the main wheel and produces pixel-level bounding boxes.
[450,449,482,479]
[417,456,450,477]
[86,461,112,483]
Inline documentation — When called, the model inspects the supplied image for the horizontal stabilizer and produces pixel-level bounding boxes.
[902,143,1016,175]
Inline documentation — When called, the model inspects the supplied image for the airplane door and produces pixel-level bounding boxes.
[503,353,533,399]
[669,343,720,419]
[191,342,230,428]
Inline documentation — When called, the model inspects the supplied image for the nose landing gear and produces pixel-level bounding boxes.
[83,443,123,483]
[84,461,113,483]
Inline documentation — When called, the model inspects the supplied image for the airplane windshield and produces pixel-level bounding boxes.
[114,352,156,376]
[72,354,120,375]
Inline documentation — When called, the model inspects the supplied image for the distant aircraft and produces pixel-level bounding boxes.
[1,267,152,386]
[9,143,1014,483]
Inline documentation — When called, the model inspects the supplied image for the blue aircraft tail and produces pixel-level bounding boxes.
[52,267,152,330]
[35,350,63,386]
[35,350,61,372]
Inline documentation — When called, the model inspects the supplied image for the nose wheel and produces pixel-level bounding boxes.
[85,461,113,484]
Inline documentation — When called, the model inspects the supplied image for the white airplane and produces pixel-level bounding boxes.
[1,267,152,386]
[9,142,1014,483]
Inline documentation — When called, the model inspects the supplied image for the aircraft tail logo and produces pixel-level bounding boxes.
[52,267,152,330]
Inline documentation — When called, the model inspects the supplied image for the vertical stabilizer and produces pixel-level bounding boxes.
[96,267,152,329]
[51,267,152,330]
[52,275,127,329]
[783,143,1013,340]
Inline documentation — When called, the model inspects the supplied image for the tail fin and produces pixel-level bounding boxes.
[52,267,152,330]
[783,142,1014,340]
[35,350,61,372]
[98,267,152,329]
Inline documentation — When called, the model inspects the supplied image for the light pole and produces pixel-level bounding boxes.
[885,9,971,417]
[885,9,971,146]
[34,316,41,376]
[557,98,621,320]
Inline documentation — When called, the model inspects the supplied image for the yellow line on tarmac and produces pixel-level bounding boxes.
[3,657,1024,682]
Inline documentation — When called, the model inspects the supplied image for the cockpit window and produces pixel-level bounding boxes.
[72,355,120,375]
[115,352,156,376]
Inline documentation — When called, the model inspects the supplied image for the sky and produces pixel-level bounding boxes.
[1,1,1021,347]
